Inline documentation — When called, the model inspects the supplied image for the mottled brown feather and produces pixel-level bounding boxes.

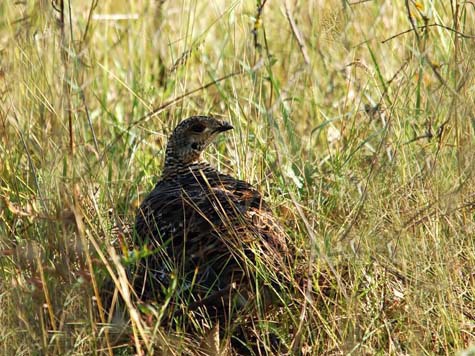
[133,116,288,315]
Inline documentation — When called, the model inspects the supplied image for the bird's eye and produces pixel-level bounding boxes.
[191,143,199,150]
[190,124,206,133]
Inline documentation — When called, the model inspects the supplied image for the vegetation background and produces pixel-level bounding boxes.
[1,0,475,354]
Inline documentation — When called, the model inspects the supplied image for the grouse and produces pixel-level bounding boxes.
[133,116,289,323]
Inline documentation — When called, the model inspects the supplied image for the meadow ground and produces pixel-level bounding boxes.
[1,1,475,354]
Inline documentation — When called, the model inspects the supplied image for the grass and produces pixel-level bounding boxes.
[1,0,475,354]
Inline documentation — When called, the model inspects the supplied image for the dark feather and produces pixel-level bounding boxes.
[132,117,289,320]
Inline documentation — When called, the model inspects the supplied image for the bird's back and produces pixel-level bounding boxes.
[134,163,288,303]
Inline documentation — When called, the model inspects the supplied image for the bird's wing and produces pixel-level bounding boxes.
[135,169,288,255]
[133,170,289,296]
[179,171,290,281]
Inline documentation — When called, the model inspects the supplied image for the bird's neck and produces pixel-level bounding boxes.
[161,141,217,179]
[162,156,214,180]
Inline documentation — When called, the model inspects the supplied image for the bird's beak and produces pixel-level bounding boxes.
[216,121,234,132]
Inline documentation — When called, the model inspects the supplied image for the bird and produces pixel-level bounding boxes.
[132,115,290,328]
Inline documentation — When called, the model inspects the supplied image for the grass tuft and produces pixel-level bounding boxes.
[1,0,475,354]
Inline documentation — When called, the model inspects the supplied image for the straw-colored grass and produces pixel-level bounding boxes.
[1,0,475,354]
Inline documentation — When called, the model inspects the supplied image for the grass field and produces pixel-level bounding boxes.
[1,0,475,354]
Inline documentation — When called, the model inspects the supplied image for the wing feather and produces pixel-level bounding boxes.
[133,166,288,300]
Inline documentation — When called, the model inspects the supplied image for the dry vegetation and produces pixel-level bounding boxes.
[1,0,475,354]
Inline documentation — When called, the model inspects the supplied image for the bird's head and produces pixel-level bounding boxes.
[163,116,233,172]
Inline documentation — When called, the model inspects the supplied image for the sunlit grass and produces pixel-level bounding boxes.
[1,0,475,354]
